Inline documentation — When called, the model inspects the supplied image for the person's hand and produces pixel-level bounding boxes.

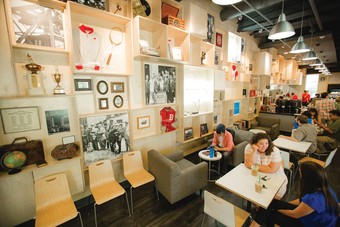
[244,160,252,168]
[278,135,284,138]
[251,144,259,151]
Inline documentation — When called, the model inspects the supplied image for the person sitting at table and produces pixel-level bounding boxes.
[244,133,287,199]
[280,115,317,155]
[315,109,340,154]
[211,123,234,173]
[293,111,313,129]
[248,161,339,227]
[309,107,321,125]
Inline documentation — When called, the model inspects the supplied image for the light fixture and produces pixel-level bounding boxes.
[309,58,323,66]
[290,0,310,54]
[302,30,318,60]
[268,0,295,40]
[212,0,242,5]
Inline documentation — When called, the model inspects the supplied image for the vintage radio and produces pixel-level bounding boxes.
[162,15,185,30]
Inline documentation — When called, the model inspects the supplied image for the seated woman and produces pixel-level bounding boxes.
[310,107,322,125]
[244,133,287,199]
[248,161,339,227]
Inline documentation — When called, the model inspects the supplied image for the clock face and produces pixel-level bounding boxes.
[113,95,123,108]
[97,80,108,95]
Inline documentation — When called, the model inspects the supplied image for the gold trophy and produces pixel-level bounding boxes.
[23,54,45,96]
[53,65,65,95]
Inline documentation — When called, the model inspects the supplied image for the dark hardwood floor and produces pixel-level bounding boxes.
[18,148,340,227]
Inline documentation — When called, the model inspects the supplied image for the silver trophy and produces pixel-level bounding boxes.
[53,65,65,95]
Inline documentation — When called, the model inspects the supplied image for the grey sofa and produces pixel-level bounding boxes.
[250,116,280,140]
[230,128,254,166]
[148,149,207,204]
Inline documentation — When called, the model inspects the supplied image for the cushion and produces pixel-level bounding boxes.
[234,129,254,144]
[175,159,195,171]
[254,126,271,135]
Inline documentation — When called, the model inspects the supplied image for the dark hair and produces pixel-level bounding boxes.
[291,92,295,95]
[321,92,329,99]
[250,133,274,156]
[301,111,312,119]
[309,108,319,120]
[297,115,308,124]
[329,109,340,116]
[300,161,339,216]
[216,124,226,134]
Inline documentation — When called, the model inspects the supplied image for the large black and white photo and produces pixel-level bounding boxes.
[144,63,176,105]
[79,112,130,166]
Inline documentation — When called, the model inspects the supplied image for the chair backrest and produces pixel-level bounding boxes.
[258,117,280,128]
[89,159,115,188]
[35,173,72,210]
[324,148,337,168]
[203,191,236,227]
[123,151,144,174]
[226,128,236,144]
[280,151,291,169]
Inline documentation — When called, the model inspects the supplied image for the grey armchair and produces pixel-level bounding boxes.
[230,129,254,166]
[251,117,280,140]
[148,149,207,204]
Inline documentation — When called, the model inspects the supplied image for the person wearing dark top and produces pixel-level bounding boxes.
[316,109,340,153]
[248,161,339,227]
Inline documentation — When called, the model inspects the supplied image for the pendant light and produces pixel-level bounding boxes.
[302,30,318,60]
[290,0,310,54]
[309,58,323,66]
[212,0,242,5]
[268,0,295,40]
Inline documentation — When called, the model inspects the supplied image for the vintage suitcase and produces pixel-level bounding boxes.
[0,137,47,172]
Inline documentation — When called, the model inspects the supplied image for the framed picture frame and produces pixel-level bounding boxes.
[216,32,222,47]
[200,123,208,136]
[161,2,180,18]
[99,98,109,110]
[97,80,108,95]
[184,127,194,141]
[0,106,41,134]
[74,79,92,91]
[171,47,182,60]
[111,82,124,93]
[137,116,150,129]
[62,135,75,145]
[45,109,70,135]
[113,95,124,108]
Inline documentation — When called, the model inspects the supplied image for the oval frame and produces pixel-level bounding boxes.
[97,80,108,95]
[113,95,123,108]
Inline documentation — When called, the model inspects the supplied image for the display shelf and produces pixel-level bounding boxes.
[167,26,190,62]
[107,0,132,18]
[66,1,133,76]
[189,34,215,67]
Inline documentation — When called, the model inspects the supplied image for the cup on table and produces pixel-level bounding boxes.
[255,181,263,193]
[251,165,259,176]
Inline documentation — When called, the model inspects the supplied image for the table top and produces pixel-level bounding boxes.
[198,150,222,161]
[215,164,285,209]
[273,137,312,154]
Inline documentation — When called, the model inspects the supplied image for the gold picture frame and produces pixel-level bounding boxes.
[98,98,109,110]
[111,82,124,93]
[137,116,150,129]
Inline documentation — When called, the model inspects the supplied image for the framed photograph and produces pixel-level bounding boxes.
[0,106,41,134]
[99,98,109,110]
[144,63,176,105]
[97,80,108,95]
[113,95,123,108]
[171,47,182,60]
[207,14,215,44]
[249,64,253,71]
[79,112,130,166]
[74,79,92,91]
[45,109,70,135]
[184,127,194,141]
[200,123,208,136]
[161,2,180,18]
[111,82,124,93]
[62,135,75,145]
[137,116,150,129]
[216,32,223,47]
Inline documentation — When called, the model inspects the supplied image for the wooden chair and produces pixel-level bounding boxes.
[34,173,84,227]
[123,151,159,214]
[299,148,337,168]
[201,190,250,227]
[281,151,294,194]
[89,160,130,227]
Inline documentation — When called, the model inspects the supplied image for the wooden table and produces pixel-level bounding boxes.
[216,164,285,210]
[273,137,312,154]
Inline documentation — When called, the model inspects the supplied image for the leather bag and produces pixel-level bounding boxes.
[51,143,79,160]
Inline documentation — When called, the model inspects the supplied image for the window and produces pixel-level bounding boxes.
[305,74,319,98]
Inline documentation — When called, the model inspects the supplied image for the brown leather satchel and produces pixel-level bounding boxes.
[51,143,79,160]
[0,137,47,171]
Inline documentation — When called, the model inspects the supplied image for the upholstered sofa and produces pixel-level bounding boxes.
[229,128,254,166]
[148,149,208,204]
[250,116,280,140]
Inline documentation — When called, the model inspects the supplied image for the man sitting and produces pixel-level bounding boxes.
[316,110,340,154]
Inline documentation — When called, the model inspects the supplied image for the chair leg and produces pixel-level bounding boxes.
[94,203,97,227]
[130,186,133,214]
[78,212,84,227]
[125,192,131,216]
[201,213,206,227]
[154,179,159,200]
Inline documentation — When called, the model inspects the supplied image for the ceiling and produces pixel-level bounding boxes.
[217,0,340,73]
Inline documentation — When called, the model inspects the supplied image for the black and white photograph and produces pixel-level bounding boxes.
[144,63,176,105]
[45,109,70,135]
[79,112,130,166]
[184,127,193,141]
[206,14,214,44]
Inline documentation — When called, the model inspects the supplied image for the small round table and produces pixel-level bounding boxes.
[198,150,222,182]
[249,129,266,134]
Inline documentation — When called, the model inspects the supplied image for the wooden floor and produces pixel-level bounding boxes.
[18,149,340,227]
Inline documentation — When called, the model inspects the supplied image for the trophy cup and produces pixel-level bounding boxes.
[52,65,65,95]
[23,54,45,96]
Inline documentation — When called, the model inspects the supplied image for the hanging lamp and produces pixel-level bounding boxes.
[268,0,295,40]
[290,0,310,54]
[212,0,242,5]
[309,58,323,66]
[302,30,318,60]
